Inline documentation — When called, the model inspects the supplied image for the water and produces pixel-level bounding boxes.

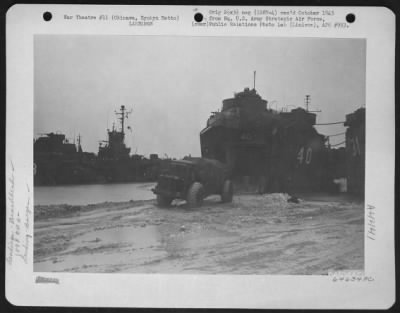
[34,182,157,206]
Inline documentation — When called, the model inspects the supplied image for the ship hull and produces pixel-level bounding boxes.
[200,124,330,193]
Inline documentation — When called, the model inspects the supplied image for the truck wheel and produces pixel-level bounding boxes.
[221,180,233,203]
[187,182,204,208]
[157,195,173,207]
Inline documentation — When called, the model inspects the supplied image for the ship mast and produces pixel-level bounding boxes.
[304,95,321,113]
[114,105,132,135]
[77,134,83,153]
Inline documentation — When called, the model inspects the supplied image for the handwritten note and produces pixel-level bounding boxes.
[6,160,33,266]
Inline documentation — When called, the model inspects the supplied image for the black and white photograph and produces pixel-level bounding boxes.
[6,4,395,309]
[33,35,366,274]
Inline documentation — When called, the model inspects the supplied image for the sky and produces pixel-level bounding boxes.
[34,35,366,158]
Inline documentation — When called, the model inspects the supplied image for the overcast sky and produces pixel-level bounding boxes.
[34,35,365,158]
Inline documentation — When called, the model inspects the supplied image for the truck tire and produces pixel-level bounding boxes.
[221,180,233,203]
[157,194,173,207]
[186,182,204,208]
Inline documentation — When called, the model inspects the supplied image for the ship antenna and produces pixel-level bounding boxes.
[77,134,82,152]
[305,95,311,112]
[304,95,321,113]
[253,70,256,90]
[121,105,125,134]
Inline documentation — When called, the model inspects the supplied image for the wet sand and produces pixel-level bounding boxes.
[34,193,364,274]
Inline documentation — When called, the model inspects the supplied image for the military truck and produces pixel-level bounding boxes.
[152,157,233,208]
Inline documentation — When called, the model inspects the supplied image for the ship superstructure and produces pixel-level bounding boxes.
[200,86,330,192]
[98,105,132,160]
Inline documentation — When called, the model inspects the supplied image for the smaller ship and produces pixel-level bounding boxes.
[98,105,132,160]
[96,105,162,182]
[34,132,99,185]
[34,105,163,185]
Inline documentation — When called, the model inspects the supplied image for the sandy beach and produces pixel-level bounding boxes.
[34,193,364,274]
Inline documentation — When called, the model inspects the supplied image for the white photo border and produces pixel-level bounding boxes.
[6,4,395,309]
